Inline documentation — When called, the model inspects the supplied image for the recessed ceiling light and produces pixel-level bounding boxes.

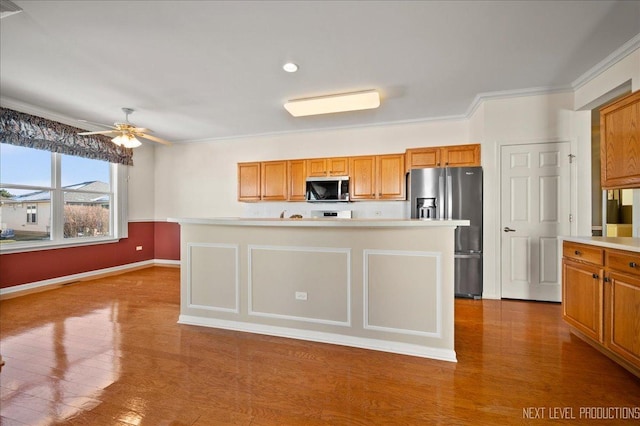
[283,62,298,73]
[284,90,381,117]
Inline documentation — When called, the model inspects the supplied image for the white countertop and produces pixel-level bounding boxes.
[562,236,640,253]
[168,217,470,228]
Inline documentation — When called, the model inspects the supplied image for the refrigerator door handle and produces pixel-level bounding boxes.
[438,175,445,219]
[447,173,452,220]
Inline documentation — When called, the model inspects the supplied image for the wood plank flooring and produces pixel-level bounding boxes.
[1,266,639,425]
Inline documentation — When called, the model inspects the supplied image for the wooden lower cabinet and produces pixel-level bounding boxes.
[606,270,640,368]
[562,259,603,341]
[562,241,640,377]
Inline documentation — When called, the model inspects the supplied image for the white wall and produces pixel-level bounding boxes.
[127,143,156,221]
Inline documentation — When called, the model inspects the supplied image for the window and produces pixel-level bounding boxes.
[26,204,37,223]
[0,143,128,250]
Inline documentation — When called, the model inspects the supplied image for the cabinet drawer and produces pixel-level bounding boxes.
[606,250,640,277]
[563,242,604,265]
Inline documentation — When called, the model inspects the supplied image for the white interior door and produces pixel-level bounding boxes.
[500,142,571,301]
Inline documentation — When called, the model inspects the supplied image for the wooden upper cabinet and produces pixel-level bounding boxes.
[306,157,349,177]
[350,154,406,200]
[377,154,405,200]
[288,160,307,201]
[261,160,288,201]
[406,144,480,171]
[406,147,440,169]
[600,90,640,189]
[349,156,376,200]
[442,144,481,167]
[238,162,261,202]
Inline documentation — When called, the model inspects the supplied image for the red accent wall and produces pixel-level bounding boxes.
[0,221,180,289]
[154,221,180,260]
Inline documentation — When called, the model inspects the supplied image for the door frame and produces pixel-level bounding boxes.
[495,138,577,300]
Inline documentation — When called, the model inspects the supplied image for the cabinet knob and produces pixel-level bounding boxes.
[592,273,599,279]
[574,250,581,256]
[630,262,638,269]
[604,276,610,283]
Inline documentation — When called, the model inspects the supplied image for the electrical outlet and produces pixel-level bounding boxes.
[136,246,143,251]
[295,291,308,301]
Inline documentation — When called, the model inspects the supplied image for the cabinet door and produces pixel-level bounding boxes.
[238,162,261,201]
[606,271,640,367]
[261,161,288,201]
[406,147,441,170]
[328,157,349,176]
[288,160,306,201]
[307,158,328,177]
[442,144,481,167]
[377,154,405,200]
[349,156,376,200]
[600,90,640,189]
[562,259,603,342]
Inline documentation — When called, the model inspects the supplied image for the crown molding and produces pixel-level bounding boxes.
[572,33,640,90]
[464,85,574,118]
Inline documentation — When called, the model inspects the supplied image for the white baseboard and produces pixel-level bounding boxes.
[178,314,457,363]
[0,259,179,298]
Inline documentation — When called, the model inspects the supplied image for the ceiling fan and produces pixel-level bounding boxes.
[78,108,172,148]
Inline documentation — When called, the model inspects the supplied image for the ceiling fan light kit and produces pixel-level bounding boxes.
[112,133,142,148]
[284,89,380,117]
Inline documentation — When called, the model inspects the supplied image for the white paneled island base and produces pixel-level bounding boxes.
[168,218,469,362]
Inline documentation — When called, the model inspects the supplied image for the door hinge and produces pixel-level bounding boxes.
[569,213,573,223]
[568,154,576,164]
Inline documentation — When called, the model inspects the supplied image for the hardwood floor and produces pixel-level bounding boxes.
[1,267,639,425]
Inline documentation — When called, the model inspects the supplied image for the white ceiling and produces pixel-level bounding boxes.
[1,0,639,143]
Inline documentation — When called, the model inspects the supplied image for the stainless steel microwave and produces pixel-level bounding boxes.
[306,176,350,202]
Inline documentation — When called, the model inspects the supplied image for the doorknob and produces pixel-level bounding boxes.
[503,227,516,232]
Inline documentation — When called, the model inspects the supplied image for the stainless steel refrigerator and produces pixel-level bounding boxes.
[409,167,483,298]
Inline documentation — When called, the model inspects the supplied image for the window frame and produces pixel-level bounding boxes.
[0,147,128,254]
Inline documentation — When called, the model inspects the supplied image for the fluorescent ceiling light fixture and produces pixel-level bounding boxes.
[284,89,380,117]
[112,134,142,148]
[283,62,298,73]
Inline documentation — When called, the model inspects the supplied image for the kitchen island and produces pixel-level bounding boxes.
[168,217,469,362]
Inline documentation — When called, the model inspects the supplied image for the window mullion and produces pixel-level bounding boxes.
[51,153,64,241]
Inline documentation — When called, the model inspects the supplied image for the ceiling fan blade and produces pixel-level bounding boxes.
[78,119,117,130]
[78,130,118,136]
[139,133,172,146]
[131,127,150,133]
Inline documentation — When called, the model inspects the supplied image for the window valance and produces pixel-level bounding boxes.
[0,107,133,166]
